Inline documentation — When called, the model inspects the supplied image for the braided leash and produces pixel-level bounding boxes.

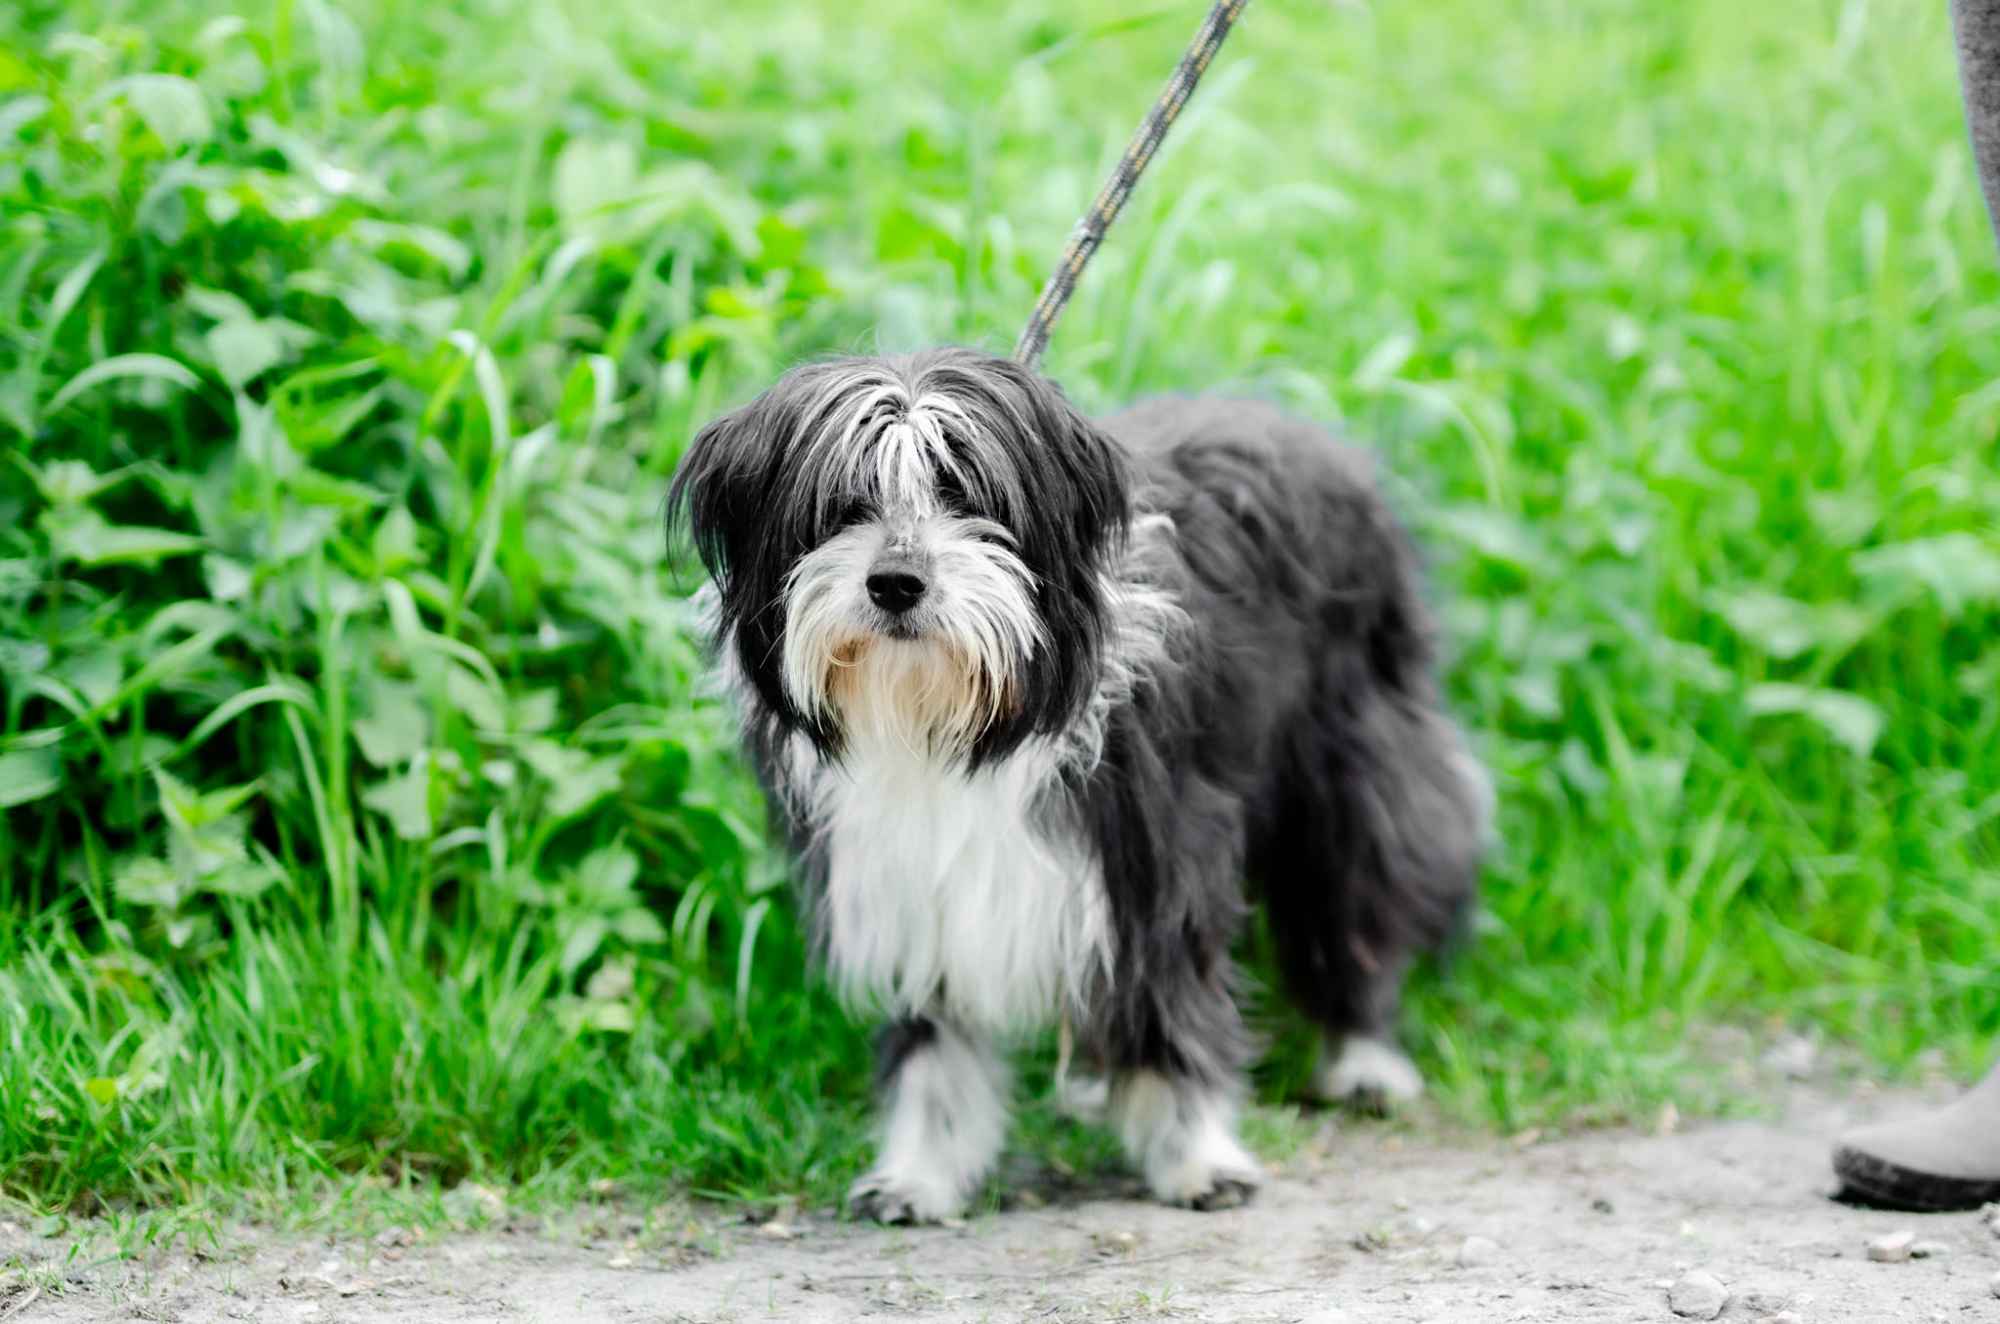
[1013,0,1251,369]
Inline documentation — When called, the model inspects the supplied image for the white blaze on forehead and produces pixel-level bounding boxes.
[792,368,1011,518]
[873,412,958,514]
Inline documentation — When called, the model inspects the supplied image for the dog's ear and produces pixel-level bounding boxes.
[1014,366,1131,555]
[668,397,776,592]
[929,352,1132,555]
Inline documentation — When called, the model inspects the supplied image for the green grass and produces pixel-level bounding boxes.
[1,0,1997,1219]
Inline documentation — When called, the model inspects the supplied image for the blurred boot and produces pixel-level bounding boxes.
[1832,1062,2000,1212]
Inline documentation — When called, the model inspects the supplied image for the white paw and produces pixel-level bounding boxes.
[1111,1070,1265,1211]
[1150,1154,1263,1211]
[1315,1035,1424,1112]
[847,1170,966,1225]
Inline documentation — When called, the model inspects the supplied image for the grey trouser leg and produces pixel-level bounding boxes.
[1827,8,2000,1214]
[1952,0,2000,249]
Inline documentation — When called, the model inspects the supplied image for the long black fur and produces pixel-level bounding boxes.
[1074,397,1484,1088]
[671,347,1485,1133]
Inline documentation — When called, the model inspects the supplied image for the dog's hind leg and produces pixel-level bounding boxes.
[848,1015,1010,1224]
[1255,688,1490,1113]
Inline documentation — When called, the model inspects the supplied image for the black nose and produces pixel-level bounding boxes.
[866,571,927,614]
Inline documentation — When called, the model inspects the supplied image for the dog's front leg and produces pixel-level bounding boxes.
[1108,1067,1262,1211]
[847,1014,1010,1224]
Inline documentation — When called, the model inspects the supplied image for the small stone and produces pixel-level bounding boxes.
[1760,1313,1803,1324]
[1093,1229,1140,1257]
[1988,1269,2000,1298]
[1456,1235,1499,1267]
[1908,1239,1948,1259]
[1668,1270,1729,1319]
[1350,1224,1392,1253]
[1738,1286,1793,1314]
[1762,1034,1818,1080]
[1866,1229,1915,1263]
[756,1220,797,1240]
[606,1254,634,1269]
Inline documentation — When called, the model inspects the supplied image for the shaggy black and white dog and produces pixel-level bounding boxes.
[671,348,1488,1222]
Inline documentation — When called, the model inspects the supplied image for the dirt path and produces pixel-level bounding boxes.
[9,1084,1999,1323]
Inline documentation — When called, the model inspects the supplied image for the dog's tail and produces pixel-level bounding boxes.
[1250,567,1489,1038]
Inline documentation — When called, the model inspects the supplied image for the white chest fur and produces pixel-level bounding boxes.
[805,740,1112,1033]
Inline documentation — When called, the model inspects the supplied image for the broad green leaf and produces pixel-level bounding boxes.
[84,1077,120,1105]
[1506,670,1562,720]
[1746,684,1884,760]
[575,999,635,1033]
[1853,533,2000,616]
[362,763,433,839]
[0,638,51,682]
[32,457,128,506]
[206,319,284,388]
[586,955,636,1001]
[0,96,51,142]
[349,219,472,280]
[523,740,624,821]
[372,506,422,573]
[44,353,202,416]
[1427,506,1545,571]
[183,285,256,322]
[511,688,559,734]
[559,915,610,976]
[1711,589,1871,661]
[203,859,279,898]
[0,748,61,808]
[203,554,253,601]
[575,845,640,902]
[0,560,37,605]
[156,768,260,832]
[45,249,106,337]
[444,665,508,732]
[554,138,638,223]
[1353,330,1416,389]
[113,855,185,909]
[109,733,176,780]
[117,74,214,149]
[47,509,203,566]
[613,910,666,945]
[353,678,429,768]
[52,648,122,707]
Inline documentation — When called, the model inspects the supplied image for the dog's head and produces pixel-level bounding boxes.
[671,348,1130,766]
